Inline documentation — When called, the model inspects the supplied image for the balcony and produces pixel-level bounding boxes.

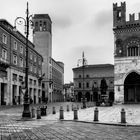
[0,58,9,68]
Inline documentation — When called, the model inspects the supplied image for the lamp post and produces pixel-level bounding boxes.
[77,52,87,108]
[14,2,33,118]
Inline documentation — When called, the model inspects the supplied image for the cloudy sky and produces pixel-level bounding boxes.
[1,0,140,83]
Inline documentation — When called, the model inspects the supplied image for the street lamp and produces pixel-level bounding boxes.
[77,52,88,108]
[14,2,33,118]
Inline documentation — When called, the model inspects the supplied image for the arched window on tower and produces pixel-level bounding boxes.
[117,10,121,20]
[43,21,46,31]
[35,22,38,31]
[127,46,139,57]
[39,20,42,31]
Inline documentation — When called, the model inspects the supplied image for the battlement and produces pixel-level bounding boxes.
[113,2,126,10]
[113,2,140,28]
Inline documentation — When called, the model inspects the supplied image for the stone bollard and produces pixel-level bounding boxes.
[59,106,64,120]
[121,108,126,123]
[67,105,69,112]
[94,107,99,121]
[31,107,35,118]
[36,107,41,119]
[52,107,56,114]
[74,108,78,120]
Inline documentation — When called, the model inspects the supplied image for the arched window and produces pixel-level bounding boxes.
[79,83,81,88]
[86,82,89,88]
[79,75,81,78]
[43,21,46,31]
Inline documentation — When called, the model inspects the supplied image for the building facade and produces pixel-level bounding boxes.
[51,59,64,102]
[32,14,64,102]
[63,82,74,101]
[0,19,43,105]
[73,64,114,102]
[113,2,140,103]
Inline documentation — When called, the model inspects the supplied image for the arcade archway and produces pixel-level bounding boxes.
[77,92,82,102]
[124,72,140,103]
[85,92,90,102]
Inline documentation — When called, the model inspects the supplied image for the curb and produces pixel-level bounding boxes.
[60,119,140,127]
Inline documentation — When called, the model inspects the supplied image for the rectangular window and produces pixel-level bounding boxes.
[30,52,33,60]
[19,75,23,82]
[14,41,17,50]
[20,45,23,54]
[13,55,17,65]
[38,69,41,75]
[19,57,23,67]
[29,79,32,85]
[79,83,81,88]
[2,34,7,44]
[2,49,7,60]
[42,83,45,88]
[34,80,36,86]
[86,82,89,88]
[38,58,41,65]
[34,55,37,62]
[12,73,17,81]
[30,64,33,72]
[34,66,37,73]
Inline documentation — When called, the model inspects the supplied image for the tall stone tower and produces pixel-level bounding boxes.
[32,14,52,102]
[113,2,140,103]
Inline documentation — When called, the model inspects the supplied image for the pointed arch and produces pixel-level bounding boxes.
[124,72,140,103]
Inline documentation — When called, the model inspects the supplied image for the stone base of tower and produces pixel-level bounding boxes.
[114,85,124,104]
[114,57,140,104]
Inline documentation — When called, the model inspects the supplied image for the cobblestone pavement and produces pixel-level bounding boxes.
[0,102,140,139]
[0,119,140,140]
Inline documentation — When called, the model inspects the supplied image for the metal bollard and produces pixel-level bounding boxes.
[74,108,78,120]
[94,107,99,121]
[52,106,56,114]
[36,107,41,119]
[67,105,69,112]
[31,107,35,118]
[121,108,126,123]
[59,106,64,120]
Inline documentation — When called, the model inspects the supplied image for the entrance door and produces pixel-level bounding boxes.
[124,72,140,103]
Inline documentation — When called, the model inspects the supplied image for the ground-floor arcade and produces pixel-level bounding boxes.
[75,90,114,102]
[0,67,42,106]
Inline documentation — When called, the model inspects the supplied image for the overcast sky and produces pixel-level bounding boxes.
[1,0,140,83]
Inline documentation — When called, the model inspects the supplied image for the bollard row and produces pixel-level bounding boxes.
[34,105,127,124]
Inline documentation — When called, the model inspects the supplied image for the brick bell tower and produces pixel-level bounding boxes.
[32,14,52,102]
[113,2,140,103]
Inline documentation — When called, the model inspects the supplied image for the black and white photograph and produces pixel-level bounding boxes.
[0,0,140,139]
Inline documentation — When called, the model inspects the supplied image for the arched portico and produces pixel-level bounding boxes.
[124,72,140,103]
